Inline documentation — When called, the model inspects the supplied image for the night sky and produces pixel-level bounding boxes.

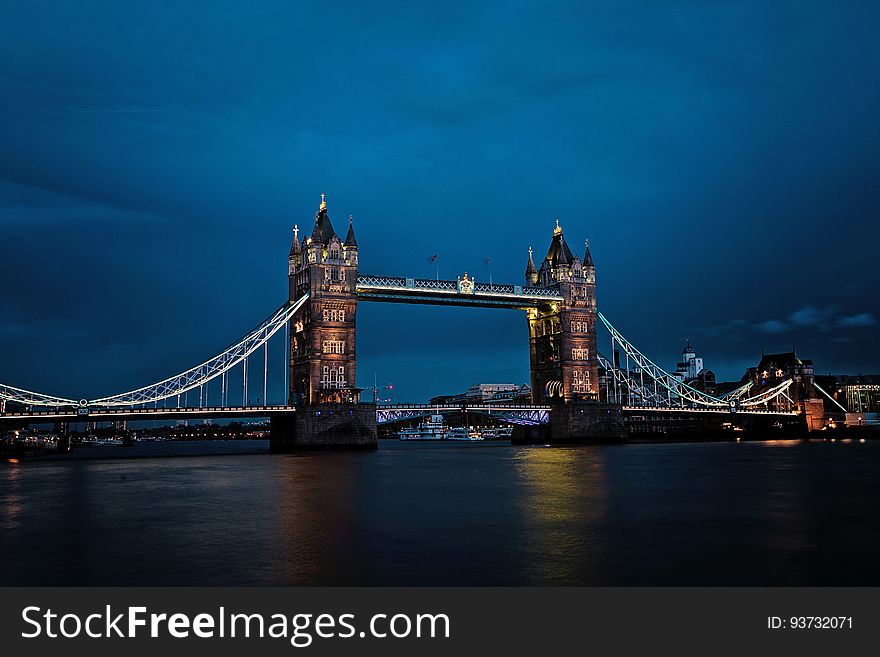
[1,1,878,404]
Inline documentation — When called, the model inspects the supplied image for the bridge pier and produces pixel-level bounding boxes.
[270,404,377,450]
[550,401,627,442]
[802,398,826,431]
[513,401,627,444]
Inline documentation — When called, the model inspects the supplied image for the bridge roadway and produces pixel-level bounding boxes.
[621,405,798,416]
[375,403,552,425]
[0,405,299,423]
[0,402,796,425]
[0,403,553,424]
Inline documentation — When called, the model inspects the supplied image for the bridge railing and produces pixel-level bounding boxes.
[357,274,563,301]
[357,275,408,288]
[520,286,559,297]
[411,278,458,291]
[621,404,799,415]
[376,403,551,426]
[473,282,516,294]
[0,405,299,418]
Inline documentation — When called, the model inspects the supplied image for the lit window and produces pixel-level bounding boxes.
[321,365,346,388]
[572,370,590,392]
[323,340,345,354]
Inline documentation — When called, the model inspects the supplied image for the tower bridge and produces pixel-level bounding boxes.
[1,194,820,449]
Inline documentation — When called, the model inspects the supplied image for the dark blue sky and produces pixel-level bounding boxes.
[1,0,878,403]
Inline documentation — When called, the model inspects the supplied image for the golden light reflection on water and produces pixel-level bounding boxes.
[750,440,813,576]
[1,460,24,529]
[758,439,807,448]
[274,455,362,585]
[514,446,609,584]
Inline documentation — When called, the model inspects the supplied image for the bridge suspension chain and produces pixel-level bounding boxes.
[2,297,308,409]
[598,312,728,408]
[0,383,77,408]
[596,352,665,406]
[597,312,797,410]
[87,294,308,407]
[736,378,794,408]
[719,381,754,400]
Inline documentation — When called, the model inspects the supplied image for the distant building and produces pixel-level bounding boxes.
[483,384,532,403]
[694,369,717,395]
[464,383,519,401]
[741,350,825,428]
[831,374,880,413]
[670,342,716,394]
[745,351,815,402]
[429,383,531,405]
[821,374,880,426]
[675,341,703,381]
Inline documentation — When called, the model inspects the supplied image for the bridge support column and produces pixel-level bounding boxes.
[288,196,361,405]
[514,401,626,444]
[526,221,599,404]
[802,398,826,431]
[551,402,626,443]
[270,404,377,450]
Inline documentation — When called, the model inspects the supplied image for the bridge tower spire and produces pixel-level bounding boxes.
[288,194,361,405]
[525,246,538,286]
[288,224,302,272]
[527,219,598,403]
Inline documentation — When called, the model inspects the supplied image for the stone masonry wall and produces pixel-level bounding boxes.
[270,404,377,450]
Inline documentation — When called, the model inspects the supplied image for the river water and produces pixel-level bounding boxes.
[1,439,878,586]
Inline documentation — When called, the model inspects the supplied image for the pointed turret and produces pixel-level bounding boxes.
[525,246,538,286]
[557,242,570,265]
[544,218,574,267]
[288,224,303,274]
[310,193,337,244]
[582,238,594,268]
[289,224,302,257]
[344,214,358,249]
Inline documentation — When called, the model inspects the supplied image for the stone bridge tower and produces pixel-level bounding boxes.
[288,194,360,404]
[526,219,599,403]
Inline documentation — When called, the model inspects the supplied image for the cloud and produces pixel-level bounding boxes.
[1,1,880,398]
[837,312,877,328]
[757,305,876,334]
[757,319,788,334]
[788,305,838,329]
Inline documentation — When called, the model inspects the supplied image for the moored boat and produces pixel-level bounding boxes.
[399,414,448,440]
[479,427,513,440]
[446,426,483,441]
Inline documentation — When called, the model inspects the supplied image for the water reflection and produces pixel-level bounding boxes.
[275,453,363,585]
[1,440,878,585]
[515,447,609,584]
[1,461,23,530]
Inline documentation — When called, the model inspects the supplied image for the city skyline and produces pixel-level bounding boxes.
[1,1,878,403]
